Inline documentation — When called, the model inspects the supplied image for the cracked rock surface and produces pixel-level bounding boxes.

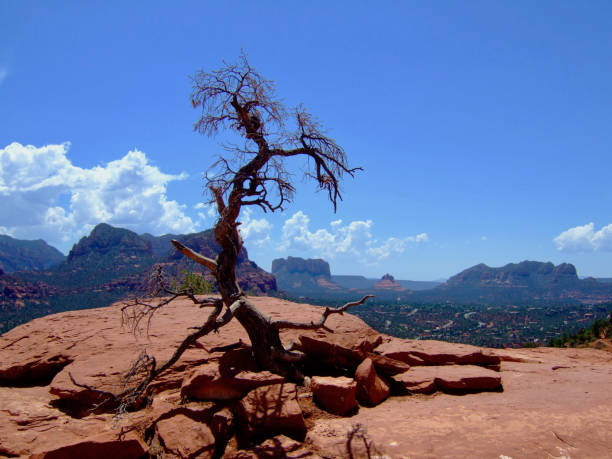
[1,297,611,458]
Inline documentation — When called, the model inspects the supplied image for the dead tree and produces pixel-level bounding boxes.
[112,54,372,409]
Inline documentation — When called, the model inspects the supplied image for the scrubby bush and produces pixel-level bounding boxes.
[548,308,612,347]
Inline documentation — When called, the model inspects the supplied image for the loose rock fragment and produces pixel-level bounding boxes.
[355,358,390,406]
[311,376,358,416]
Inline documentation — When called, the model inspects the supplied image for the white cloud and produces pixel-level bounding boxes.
[0,142,197,251]
[193,202,219,222]
[554,222,612,252]
[279,211,428,262]
[0,67,7,86]
[239,207,272,247]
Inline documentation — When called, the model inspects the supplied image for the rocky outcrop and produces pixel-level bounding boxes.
[373,273,407,291]
[271,256,343,295]
[0,353,72,386]
[272,257,331,279]
[181,352,285,401]
[251,434,305,457]
[1,297,611,458]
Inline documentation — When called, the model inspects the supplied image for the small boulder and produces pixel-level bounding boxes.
[155,413,216,458]
[236,383,306,442]
[311,376,358,416]
[354,358,389,406]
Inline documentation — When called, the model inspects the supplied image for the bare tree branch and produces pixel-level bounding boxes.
[171,240,217,273]
[111,295,233,412]
[271,295,374,331]
[191,54,361,214]
[100,54,369,409]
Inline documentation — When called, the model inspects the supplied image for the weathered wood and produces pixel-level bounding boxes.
[170,240,217,273]
[108,54,369,406]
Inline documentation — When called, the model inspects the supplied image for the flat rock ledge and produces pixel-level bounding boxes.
[2,297,611,458]
[393,364,502,394]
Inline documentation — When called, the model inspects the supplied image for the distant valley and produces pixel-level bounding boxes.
[2,228,612,347]
[271,256,612,305]
[271,256,612,347]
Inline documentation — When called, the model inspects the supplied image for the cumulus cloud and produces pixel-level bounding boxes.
[279,211,428,262]
[239,208,272,247]
[0,142,196,251]
[554,222,612,252]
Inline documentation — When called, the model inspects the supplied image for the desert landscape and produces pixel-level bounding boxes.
[3,3,612,458]
[1,297,611,458]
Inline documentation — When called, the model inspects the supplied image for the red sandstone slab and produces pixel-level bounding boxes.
[393,365,501,394]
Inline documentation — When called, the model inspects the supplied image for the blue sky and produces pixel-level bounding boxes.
[1,1,611,280]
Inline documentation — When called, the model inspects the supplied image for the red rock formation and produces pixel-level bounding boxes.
[236,383,307,442]
[0,297,611,458]
[310,376,358,416]
[354,358,390,406]
[373,273,407,291]
[181,362,285,401]
[155,414,216,458]
[393,365,501,394]
[377,337,501,369]
[29,430,147,459]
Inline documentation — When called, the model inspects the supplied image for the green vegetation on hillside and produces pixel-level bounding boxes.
[280,295,612,348]
[548,305,612,347]
[173,270,215,295]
